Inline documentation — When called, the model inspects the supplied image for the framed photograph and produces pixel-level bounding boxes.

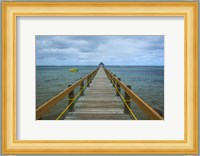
[2,2,198,154]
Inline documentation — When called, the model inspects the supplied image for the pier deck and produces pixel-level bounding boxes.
[37,66,163,120]
[64,67,131,120]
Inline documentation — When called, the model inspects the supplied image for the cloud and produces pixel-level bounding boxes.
[36,35,164,66]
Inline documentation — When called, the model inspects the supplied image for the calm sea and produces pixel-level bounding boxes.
[36,66,164,120]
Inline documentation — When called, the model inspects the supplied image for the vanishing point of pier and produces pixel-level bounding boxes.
[36,64,163,120]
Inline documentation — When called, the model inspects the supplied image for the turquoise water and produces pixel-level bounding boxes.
[36,66,164,120]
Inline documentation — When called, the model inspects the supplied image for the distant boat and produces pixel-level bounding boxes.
[69,68,78,72]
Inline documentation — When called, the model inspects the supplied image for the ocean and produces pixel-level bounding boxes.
[36,66,164,120]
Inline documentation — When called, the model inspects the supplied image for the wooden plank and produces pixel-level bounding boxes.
[64,67,131,120]
[65,113,131,120]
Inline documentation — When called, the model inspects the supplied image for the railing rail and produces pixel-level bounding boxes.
[103,67,163,120]
[36,67,100,120]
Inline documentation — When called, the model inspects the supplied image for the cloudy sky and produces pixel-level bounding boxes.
[36,35,164,66]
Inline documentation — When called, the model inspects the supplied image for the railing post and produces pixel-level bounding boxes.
[110,75,112,83]
[93,72,95,79]
[116,78,121,96]
[113,74,116,87]
[124,85,131,114]
[90,74,92,82]
[87,75,90,87]
[108,72,109,80]
[68,84,75,112]
[80,79,84,96]
[90,74,92,81]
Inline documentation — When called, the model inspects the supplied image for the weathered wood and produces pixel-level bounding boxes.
[80,80,84,96]
[87,76,90,87]
[124,85,131,114]
[110,75,112,83]
[104,67,163,120]
[112,74,116,87]
[68,85,75,112]
[116,78,121,96]
[66,113,130,120]
[65,67,131,120]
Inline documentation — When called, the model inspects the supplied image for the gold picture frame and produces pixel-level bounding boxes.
[2,2,198,154]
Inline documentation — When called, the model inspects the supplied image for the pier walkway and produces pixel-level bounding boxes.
[36,66,163,120]
[65,67,131,120]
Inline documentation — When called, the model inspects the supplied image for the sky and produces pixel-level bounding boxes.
[36,35,164,66]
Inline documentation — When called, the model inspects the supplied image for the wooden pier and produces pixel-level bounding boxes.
[65,67,131,120]
[36,66,163,120]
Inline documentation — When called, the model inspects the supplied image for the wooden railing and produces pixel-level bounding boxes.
[103,67,163,120]
[36,67,100,120]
